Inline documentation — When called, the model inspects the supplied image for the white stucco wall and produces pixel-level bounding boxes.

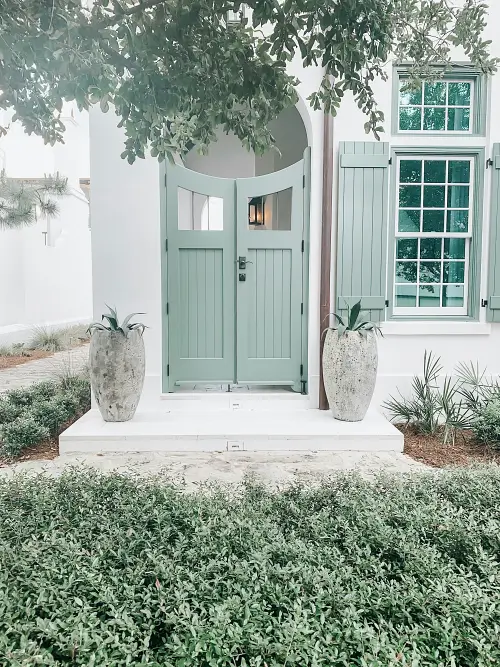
[0,108,92,344]
[89,108,162,399]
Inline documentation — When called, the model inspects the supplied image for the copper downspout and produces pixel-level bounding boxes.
[319,111,334,410]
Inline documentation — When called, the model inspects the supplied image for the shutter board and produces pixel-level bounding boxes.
[336,141,389,322]
[487,143,500,322]
[340,154,390,169]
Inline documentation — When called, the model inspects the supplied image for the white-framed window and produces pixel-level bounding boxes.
[398,79,474,133]
[394,155,473,316]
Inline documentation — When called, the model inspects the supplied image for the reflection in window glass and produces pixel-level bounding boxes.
[394,156,473,314]
[399,79,473,132]
[248,188,292,230]
[178,188,223,230]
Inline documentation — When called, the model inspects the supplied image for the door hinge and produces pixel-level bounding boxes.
[303,174,306,188]
[300,363,304,377]
[388,158,392,165]
[164,173,167,186]
[165,238,168,252]
[167,364,170,376]
[385,299,389,307]
[482,299,488,307]
[301,239,305,252]
[487,158,494,169]
[166,302,169,315]
[300,302,304,315]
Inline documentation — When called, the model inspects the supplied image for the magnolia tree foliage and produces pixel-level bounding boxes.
[0,0,496,163]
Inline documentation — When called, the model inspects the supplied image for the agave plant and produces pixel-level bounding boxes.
[87,306,146,337]
[327,300,382,339]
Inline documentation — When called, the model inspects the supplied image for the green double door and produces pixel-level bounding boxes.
[164,152,309,392]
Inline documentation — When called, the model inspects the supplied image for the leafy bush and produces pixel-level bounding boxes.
[383,351,500,444]
[30,397,71,435]
[0,375,91,458]
[28,379,58,402]
[0,416,50,457]
[6,386,36,408]
[0,398,22,424]
[1,469,500,665]
[473,401,500,448]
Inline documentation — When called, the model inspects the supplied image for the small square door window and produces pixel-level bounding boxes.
[178,188,223,230]
[248,188,292,230]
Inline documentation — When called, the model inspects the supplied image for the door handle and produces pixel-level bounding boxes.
[237,256,253,269]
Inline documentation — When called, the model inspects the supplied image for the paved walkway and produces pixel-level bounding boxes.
[0,345,89,392]
[0,450,428,483]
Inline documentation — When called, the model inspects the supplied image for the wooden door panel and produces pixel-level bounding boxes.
[236,161,305,386]
[165,166,235,390]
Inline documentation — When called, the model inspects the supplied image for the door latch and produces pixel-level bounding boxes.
[238,256,247,269]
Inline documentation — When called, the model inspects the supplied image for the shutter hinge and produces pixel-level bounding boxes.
[165,238,168,252]
[301,239,305,252]
[167,364,170,376]
[482,299,488,307]
[487,158,494,169]
[301,302,304,315]
[166,303,169,315]
[385,299,389,307]
[300,364,304,377]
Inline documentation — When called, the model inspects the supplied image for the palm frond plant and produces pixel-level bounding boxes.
[0,171,69,230]
[383,352,500,445]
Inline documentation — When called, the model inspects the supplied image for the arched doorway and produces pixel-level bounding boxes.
[163,106,310,392]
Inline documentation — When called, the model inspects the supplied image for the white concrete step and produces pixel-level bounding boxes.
[59,407,403,454]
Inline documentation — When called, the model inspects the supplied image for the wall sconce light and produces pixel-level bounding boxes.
[248,195,265,226]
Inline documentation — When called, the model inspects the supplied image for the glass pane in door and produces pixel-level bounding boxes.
[248,188,292,230]
[178,187,223,230]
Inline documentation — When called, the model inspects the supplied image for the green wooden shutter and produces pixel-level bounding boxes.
[336,141,390,322]
[487,143,500,322]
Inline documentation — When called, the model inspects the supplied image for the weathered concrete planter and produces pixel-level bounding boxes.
[322,329,378,422]
[89,329,145,422]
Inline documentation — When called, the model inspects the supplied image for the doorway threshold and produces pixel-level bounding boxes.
[168,383,299,394]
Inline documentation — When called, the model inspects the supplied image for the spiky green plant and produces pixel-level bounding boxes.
[29,326,64,352]
[88,306,146,337]
[326,300,382,339]
[0,171,69,230]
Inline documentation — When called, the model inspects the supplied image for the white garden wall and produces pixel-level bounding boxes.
[0,108,92,345]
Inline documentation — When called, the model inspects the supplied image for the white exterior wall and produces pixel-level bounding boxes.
[330,5,500,406]
[0,109,92,344]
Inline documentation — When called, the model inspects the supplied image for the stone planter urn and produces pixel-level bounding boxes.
[89,309,146,422]
[322,329,378,422]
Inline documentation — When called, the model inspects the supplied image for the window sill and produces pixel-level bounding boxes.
[381,321,491,336]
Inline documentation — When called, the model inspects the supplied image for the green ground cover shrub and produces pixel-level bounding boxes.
[473,401,500,448]
[1,468,500,666]
[0,375,90,458]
